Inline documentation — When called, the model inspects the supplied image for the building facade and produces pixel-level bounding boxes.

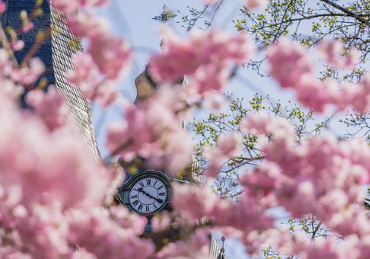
[1,0,99,157]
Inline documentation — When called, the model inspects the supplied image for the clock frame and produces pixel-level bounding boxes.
[117,170,172,216]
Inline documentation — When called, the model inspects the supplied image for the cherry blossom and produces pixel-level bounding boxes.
[51,0,110,13]
[244,0,268,9]
[317,39,360,70]
[171,182,221,221]
[0,90,111,208]
[108,206,148,236]
[267,38,314,88]
[10,40,25,51]
[240,112,370,248]
[172,182,273,233]
[67,208,154,259]
[203,132,243,178]
[154,229,212,259]
[82,80,120,108]
[26,86,68,131]
[203,93,226,111]
[67,53,100,86]
[151,211,172,232]
[106,86,193,174]
[67,14,133,80]
[204,0,268,10]
[11,58,45,86]
[149,28,254,96]
[267,38,370,113]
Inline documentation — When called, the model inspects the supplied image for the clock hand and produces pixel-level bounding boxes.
[138,188,164,204]
[138,187,157,200]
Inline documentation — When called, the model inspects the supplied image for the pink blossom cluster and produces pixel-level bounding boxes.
[67,13,132,80]
[317,39,360,70]
[155,229,212,259]
[239,113,370,255]
[267,38,369,113]
[12,57,45,86]
[0,86,154,257]
[0,48,45,87]
[9,200,71,258]
[67,53,120,108]
[244,0,268,9]
[171,183,275,255]
[151,211,172,232]
[267,38,314,89]
[249,229,357,259]
[172,183,273,235]
[0,50,152,256]
[26,86,68,131]
[203,133,243,178]
[50,0,110,13]
[296,75,370,113]
[11,40,25,51]
[0,90,110,208]
[240,112,296,139]
[149,28,255,97]
[65,11,132,106]
[68,208,154,259]
[0,189,152,258]
[106,86,193,174]
[204,0,267,10]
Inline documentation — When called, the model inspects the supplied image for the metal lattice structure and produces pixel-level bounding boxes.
[1,0,99,158]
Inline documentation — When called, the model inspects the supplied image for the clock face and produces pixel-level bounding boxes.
[128,176,168,214]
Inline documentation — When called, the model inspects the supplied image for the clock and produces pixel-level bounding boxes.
[117,170,172,215]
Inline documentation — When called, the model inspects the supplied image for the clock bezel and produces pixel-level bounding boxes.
[117,169,172,216]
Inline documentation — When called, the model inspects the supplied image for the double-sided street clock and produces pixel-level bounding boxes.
[117,170,172,216]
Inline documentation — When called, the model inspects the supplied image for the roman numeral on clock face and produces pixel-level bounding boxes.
[138,204,143,211]
[146,178,151,185]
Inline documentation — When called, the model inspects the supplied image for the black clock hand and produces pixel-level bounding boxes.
[138,188,164,204]
[138,188,154,199]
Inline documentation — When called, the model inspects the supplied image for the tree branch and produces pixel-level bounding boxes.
[311,220,322,239]
[285,13,367,23]
[320,0,370,26]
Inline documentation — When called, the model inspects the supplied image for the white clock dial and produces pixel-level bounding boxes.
[129,177,168,214]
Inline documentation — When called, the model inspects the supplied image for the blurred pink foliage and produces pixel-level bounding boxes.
[267,38,370,113]
[0,0,370,258]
